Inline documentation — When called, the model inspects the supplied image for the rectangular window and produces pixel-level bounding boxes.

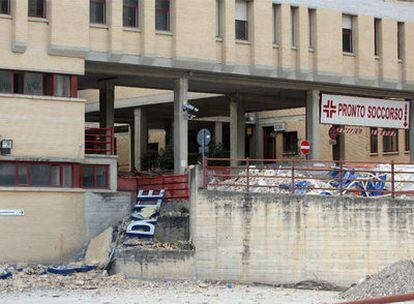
[309,9,315,49]
[62,165,73,187]
[95,166,108,188]
[342,15,353,53]
[28,0,46,18]
[51,165,61,187]
[0,70,12,93]
[90,0,106,24]
[54,75,71,97]
[17,164,29,185]
[398,22,404,60]
[283,132,298,154]
[216,0,221,37]
[31,164,50,186]
[235,0,248,40]
[273,4,279,44]
[370,128,378,154]
[291,7,298,47]
[82,165,109,189]
[374,18,381,57]
[0,163,16,186]
[0,0,10,14]
[405,129,410,152]
[13,73,24,94]
[155,0,170,31]
[123,0,139,28]
[383,129,399,153]
[24,73,43,95]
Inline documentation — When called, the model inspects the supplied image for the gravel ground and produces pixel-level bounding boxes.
[342,260,414,301]
[0,281,339,304]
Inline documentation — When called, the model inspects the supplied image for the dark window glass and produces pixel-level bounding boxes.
[31,164,50,186]
[51,165,61,186]
[374,19,381,57]
[25,73,43,95]
[123,0,138,27]
[370,128,378,154]
[0,70,12,93]
[235,20,248,40]
[82,166,94,188]
[62,165,73,187]
[0,163,16,186]
[43,74,53,96]
[13,73,24,94]
[343,29,352,53]
[398,22,404,60]
[383,129,399,153]
[95,167,108,188]
[405,129,410,152]
[28,0,45,18]
[155,0,170,31]
[90,0,105,24]
[283,132,298,154]
[17,165,29,185]
[55,75,71,97]
[0,0,9,14]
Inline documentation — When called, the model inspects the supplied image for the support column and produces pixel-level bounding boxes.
[230,96,246,163]
[306,90,321,160]
[410,101,414,162]
[99,80,115,129]
[133,108,148,172]
[215,122,223,146]
[174,76,189,174]
[129,123,135,171]
[254,112,260,158]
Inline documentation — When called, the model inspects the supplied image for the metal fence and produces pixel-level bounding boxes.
[202,157,414,198]
[85,128,114,155]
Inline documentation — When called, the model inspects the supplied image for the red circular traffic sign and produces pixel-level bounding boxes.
[300,140,311,155]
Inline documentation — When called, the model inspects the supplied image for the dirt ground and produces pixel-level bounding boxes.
[0,280,340,304]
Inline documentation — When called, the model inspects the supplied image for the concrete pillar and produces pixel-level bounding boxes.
[174,76,189,174]
[129,123,135,171]
[306,90,321,160]
[215,122,223,146]
[133,108,148,172]
[230,96,246,162]
[410,101,414,162]
[99,80,115,129]
[254,113,260,158]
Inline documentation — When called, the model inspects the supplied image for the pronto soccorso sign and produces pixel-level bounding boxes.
[320,94,410,129]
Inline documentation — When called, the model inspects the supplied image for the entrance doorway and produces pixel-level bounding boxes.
[263,127,276,159]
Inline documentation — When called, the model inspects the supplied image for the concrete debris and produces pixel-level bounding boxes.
[85,227,114,269]
[342,260,414,300]
[121,239,194,251]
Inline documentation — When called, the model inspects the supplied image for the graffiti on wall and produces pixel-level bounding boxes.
[126,189,165,238]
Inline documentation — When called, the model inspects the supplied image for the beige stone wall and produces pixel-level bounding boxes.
[0,95,85,159]
[0,190,86,264]
[192,190,414,287]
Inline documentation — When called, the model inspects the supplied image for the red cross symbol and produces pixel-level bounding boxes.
[323,100,337,118]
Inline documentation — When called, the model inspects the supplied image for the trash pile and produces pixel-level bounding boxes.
[208,164,414,198]
[342,260,414,300]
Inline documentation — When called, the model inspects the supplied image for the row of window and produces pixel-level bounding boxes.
[91,0,170,31]
[0,70,77,98]
[0,0,46,18]
[370,128,409,154]
[0,162,109,189]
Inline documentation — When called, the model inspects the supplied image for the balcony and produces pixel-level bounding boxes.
[85,128,114,155]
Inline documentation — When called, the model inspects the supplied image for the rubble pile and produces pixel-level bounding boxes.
[208,164,414,198]
[342,260,414,300]
[121,239,194,251]
[0,265,134,294]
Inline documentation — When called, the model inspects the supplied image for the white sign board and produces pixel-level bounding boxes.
[0,209,24,216]
[320,94,410,129]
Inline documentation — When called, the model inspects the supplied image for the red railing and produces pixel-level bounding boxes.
[85,128,114,155]
[203,157,414,198]
[118,174,190,201]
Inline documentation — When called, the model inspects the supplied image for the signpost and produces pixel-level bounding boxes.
[197,128,212,159]
[300,140,311,155]
[320,94,410,129]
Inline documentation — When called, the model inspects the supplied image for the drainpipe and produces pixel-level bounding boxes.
[337,292,414,304]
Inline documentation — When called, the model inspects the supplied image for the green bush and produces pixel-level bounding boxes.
[159,145,174,170]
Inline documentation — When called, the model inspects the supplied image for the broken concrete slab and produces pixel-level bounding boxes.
[85,227,114,269]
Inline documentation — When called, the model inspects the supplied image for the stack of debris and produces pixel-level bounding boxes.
[342,260,414,300]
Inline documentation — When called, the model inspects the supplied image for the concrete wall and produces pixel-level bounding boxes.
[0,189,130,264]
[191,190,414,287]
[112,248,195,280]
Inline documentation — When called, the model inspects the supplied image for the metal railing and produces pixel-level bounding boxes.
[85,128,114,155]
[202,157,414,198]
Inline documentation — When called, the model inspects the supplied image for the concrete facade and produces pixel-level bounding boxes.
[191,189,414,287]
